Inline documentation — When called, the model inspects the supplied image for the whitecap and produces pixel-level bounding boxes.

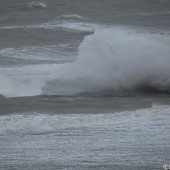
[28,2,47,9]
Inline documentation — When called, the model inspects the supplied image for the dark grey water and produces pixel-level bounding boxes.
[0,0,170,169]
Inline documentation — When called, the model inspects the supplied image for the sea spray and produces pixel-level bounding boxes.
[1,27,170,97]
[44,27,170,95]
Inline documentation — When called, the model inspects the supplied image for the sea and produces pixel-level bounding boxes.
[0,0,170,170]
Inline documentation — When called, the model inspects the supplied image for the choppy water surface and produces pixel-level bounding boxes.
[0,103,170,170]
[0,0,170,169]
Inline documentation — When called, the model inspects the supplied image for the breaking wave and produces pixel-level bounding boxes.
[44,27,170,95]
[0,27,170,97]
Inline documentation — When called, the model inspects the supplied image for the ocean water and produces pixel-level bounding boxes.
[0,0,170,169]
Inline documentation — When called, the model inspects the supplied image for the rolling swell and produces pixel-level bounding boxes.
[1,27,170,97]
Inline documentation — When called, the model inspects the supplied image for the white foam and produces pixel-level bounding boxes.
[0,18,102,32]
[28,2,47,9]
[55,14,84,19]
[0,63,60,97]
[49,20,99,32]
[0,43,76,61]
[0,73,43,97]
[0,104,169,135]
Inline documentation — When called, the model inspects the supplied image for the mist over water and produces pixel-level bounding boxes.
[0,27,170,97]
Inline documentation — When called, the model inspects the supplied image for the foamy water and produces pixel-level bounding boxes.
[0,104,169,169]
[0,104,169,135]
[0,15,100,32]
[0,43,76,61]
